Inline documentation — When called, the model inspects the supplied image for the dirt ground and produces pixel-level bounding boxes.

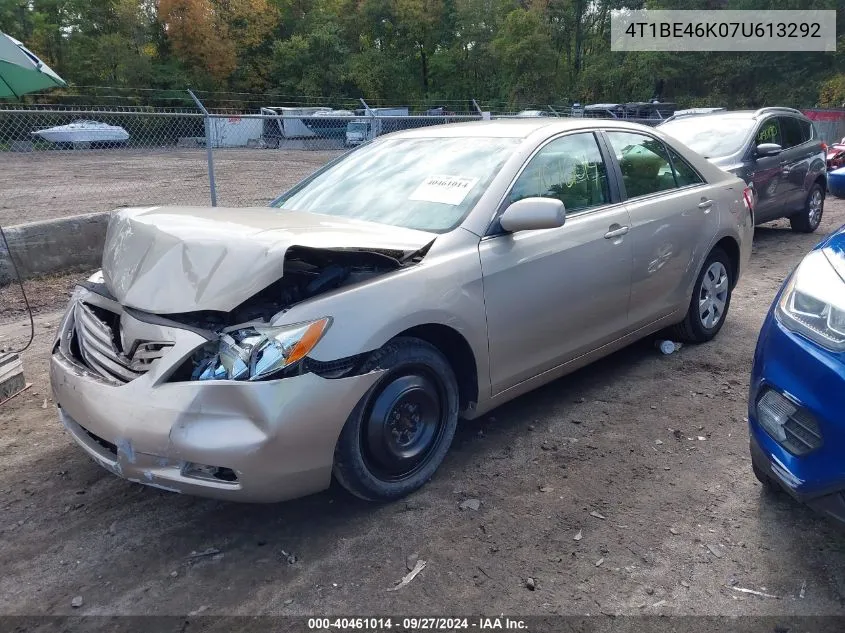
[2,199,845,621]
[0,148,342,226]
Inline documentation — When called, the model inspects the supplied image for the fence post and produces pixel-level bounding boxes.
[360,98,375,141]
[188,89,218,207]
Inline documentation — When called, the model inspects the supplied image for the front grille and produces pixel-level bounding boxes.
[73,302,172,384]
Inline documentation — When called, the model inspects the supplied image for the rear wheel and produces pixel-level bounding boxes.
[790,184,824,233]
[333,337,459,502]
[668,247,733,343]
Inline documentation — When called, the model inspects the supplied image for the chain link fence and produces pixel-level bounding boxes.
[0,103,488,224]
[0,106,211,225]
[8,97,834,227]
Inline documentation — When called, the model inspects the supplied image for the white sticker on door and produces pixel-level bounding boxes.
[409,175,480,206]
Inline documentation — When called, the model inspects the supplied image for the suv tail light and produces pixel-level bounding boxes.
[821,142,828,151]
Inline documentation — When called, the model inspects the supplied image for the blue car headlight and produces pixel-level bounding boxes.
[776,250,845,352]
[192,317,332,381]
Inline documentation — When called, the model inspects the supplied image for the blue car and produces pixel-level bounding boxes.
[749,223,845,521]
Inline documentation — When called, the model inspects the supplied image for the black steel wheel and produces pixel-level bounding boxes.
[333,337,459,502]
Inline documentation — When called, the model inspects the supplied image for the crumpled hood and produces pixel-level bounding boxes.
[102,206,436,314]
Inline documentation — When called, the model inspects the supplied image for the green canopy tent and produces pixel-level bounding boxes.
[0,32,65,98]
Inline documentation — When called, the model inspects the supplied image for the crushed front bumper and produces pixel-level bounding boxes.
[50,289,381,503]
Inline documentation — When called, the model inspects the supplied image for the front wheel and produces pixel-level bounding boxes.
[668,247,733,343]
[333,337,459,502]
[752,461,781,495]
[790,184,824,233]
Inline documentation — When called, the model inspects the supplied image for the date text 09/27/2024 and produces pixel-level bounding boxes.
[307,617,528,631]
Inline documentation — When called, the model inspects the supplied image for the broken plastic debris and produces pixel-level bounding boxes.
[188,547,221,559]
[573,530,583,541]
[459,498,481,511]
[595,558,604,567]
[590,511,607,520]
[729,586,778,599]
[706,544,723,558]
[387,559,426,592]
[539,485,554,493]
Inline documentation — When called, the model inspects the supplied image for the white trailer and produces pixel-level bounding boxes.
[208,115,263,147]
[260,107,332,145]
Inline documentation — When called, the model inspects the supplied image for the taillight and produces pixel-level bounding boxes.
[742,186,754,217]
[821,143,828,151]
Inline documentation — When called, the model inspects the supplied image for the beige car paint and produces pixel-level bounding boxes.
[51,119,753,502]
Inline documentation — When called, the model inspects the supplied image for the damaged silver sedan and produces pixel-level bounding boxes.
[50,119,753,502]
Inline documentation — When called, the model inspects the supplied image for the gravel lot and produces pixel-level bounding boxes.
[0,148,342,226]
[1,199,845,621]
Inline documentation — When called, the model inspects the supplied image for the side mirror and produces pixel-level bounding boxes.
[500,197,566,233]
[756,143,783,157]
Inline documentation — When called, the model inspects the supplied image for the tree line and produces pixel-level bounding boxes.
[0,0,843,110]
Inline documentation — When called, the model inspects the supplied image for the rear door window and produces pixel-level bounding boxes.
[605,131,677,199]
[668,148,703,187]
[779,117,804,148]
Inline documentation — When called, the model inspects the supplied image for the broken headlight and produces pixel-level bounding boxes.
[192,317,332,381]
[776,250,845,352]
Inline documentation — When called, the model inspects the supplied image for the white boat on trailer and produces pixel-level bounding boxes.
[32,119,130,147]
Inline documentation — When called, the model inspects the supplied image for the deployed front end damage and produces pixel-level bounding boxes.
[49,205,436,501]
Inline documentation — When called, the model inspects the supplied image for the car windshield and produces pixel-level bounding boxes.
[271,136,520,232]
[659,116,756,158]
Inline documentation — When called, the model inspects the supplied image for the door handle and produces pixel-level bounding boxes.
[604,225,629,239]
[698,199,713,210]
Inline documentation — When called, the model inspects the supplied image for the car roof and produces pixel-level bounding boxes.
[389,118,665,139]
[662,109,809,124]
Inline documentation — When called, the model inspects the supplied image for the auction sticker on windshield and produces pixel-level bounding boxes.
[409,175,479,205]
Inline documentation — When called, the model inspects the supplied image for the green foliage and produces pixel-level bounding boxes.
[0,0,842,109]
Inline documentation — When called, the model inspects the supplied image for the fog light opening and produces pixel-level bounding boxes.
[756,389,822,456]
[182,462,239,484]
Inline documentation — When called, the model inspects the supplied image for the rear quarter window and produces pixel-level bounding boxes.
[799,119,815,142]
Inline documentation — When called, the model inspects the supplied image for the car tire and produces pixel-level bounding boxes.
[668,247,733,344]
[790,183,824,233]
[752,461,781,495]
[333,337,459,502]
